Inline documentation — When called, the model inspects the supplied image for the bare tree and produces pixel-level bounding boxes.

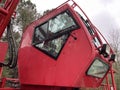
[108,29,120,63]
[108,28,120,90]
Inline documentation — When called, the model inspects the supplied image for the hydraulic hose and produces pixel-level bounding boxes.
[0,20,18,68]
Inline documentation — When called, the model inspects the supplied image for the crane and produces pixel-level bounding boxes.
[0,0,116,90]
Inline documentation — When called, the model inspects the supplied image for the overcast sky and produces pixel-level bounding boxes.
[31,0,120,38]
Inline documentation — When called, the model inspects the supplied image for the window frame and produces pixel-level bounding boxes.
[86,58,110,78]
[32,9,80,60]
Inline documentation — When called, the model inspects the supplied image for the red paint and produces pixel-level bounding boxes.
[0,42,8,62]
[18,0,115,89]
[0,0,19,38]
[0,42,8,76]
[0,0,116,90]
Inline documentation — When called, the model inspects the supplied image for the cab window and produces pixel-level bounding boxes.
[32,10,79,59]
[87,58,109,78]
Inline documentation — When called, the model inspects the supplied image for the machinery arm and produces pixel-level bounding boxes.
[0,0,19,38]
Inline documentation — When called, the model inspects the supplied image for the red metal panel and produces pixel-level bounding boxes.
[0,0,19,38]
[0,42,8,62]
[0,89,19,90]
[0,42,8,76]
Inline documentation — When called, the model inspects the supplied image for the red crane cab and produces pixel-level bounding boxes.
[18,0,115,89]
